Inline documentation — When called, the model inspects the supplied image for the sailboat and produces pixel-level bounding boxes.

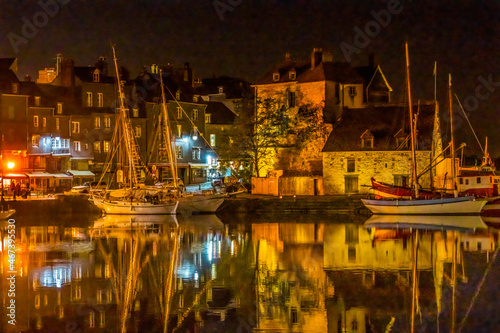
[361,44,487,215]
[151,69,227,214]
[91,47,179,215]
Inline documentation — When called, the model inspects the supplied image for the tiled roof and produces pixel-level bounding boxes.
[205,101,236,124]
[322,104,436,152]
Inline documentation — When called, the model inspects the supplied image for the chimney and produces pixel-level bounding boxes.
[61,59,75,87]
[97,56,108,76]
[183,62,193,87]
[311,48,323,69]
[322,51,333,63]
[369,52,377,70]
[284,52,292,63]
[56,53,63,76]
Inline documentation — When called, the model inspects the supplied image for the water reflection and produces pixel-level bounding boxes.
[0,214,498,332]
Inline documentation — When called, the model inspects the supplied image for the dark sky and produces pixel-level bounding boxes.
[1,0,499,157]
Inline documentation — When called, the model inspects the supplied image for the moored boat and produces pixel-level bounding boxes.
[0,209,15,220]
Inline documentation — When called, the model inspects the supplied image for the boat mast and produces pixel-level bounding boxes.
[112,46,137,188]
[159,70,178,189]
[406,43,419,198]
[449,74,458,197]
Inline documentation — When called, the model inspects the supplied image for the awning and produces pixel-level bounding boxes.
[189,163,209,168]
[1,173,28,178]
[26,172,56,178]
[67,170,95,177]
[52,173,73,178]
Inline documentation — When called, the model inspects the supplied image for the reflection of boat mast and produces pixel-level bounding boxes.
[411,229,419,333]
[163,225,179,333]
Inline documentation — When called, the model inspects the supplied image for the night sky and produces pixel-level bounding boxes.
[1,0,499,157]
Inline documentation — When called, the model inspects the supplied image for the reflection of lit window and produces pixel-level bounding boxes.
[97,290,102,304]
[100,311,105,328]
[35,294,40,309]
[95,264,102,278]
[176,145,183,159]
[32,135,40,147]
[89,311,95,328]
[105,264,110,278]
[74,285,81,300]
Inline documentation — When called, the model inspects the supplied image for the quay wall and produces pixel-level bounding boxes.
[3,195,102,218]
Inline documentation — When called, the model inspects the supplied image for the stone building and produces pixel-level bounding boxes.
[322,103,440,195]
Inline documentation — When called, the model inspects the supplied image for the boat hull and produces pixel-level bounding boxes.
[364,214,487,231]
[361,196,487,215]
[92,198,178,215]
[178,195,224,213]
[0,209,15,220]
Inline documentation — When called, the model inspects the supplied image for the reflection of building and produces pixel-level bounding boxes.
[253,222,328,332]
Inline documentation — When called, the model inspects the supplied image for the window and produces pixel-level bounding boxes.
[459,178,464,185]
[394,175,408,187]
[57,103,62,114]
[94,142,101,153]
[42,117,46,127]
[87,92,93,107]
[210,134,216,147]
[345,175,358,193]
[133,108,139,117]
[465,179,469,185]
[32,135,40,147]
[177,107,182,119]
[176,145,183,159]
[35,96,41,106]
[288,91,296,107]
[93,69,100,82]
[289,70,296,80]
[349,86,357,96]
[192,147,201,160]
[347,158,355,172]
[362,136,374,148]
[205,114,211,123]
[477,177,481,184]
[12,83,18,93]
[103,140,110,153]
[84,143,89,150]
[98,93,103,107]
[291,307,298,324]
[134,125,141,138]
[71,121,80,133]
[104,117,111,128]
[73,141,81,152]
[94,117,101,129]
[52,137,61,149]
[273,72,280,82]
[177,124,182,138]
[34,115,39,127]
[218,86,223,94]
[176,90,181,100]
[192,109,199,120]
[55,118,60,130]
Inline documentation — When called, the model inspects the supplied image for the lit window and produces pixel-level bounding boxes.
[87,92,93,107]
[104,117,111,128]
[57,103,63,114]
[192,109,198,120]
[205,114,211,123]
[134,125,141,138]
[93,69,100,82]
[94,117,101,129]
[103,140,110,152]
[94,142,101,153]
[32,135,40,147]
[210,134,216,147]
[98,93,103,107]
[133,108,139,117]
[55,118,60,130]
[35,96,41,106]
[84,143,89,150]
[73,141,81,152]
[192,147,201,160]
[71,121,80,133]
[177,107,182,119]
[42,117,46,127]
[34,115,39,127]
[177,124,182,137]
[176,145,183,159]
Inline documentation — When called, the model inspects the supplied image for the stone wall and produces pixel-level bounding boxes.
[322,150,433,195]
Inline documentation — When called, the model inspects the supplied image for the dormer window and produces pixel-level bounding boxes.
[35,96,41,106]
[218,86,223,94]
[289,69,296,80]
[93,69,100,82]
[193,96,198,102]
[273,72,280,82]
[176,90,181,100]
[57,103,63,114]
[349,86,357,96]
[12,83,18,93]
[360,130,374,149]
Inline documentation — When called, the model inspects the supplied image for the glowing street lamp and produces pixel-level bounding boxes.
[7,162,14,169]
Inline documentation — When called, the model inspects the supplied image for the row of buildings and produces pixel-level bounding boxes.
[1,47,440,195]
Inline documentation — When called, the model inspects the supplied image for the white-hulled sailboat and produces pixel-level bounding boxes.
[91,47,178,215]
[361,44,486,215]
